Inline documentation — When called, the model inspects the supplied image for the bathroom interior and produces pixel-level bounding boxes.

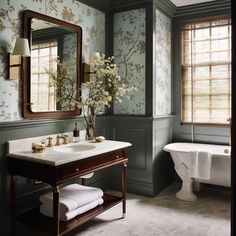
[0,0,234,235]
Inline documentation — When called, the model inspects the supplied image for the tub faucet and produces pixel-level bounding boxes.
[227,118,231,146]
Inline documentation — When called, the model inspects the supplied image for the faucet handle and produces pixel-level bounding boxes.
[64,134,69,144]
[55,135,61,146]
[46,137,53,147]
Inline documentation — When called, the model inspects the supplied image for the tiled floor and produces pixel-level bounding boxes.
[69,183,230,236]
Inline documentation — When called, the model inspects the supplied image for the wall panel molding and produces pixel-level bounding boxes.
[153,117,175,194]
[0,116,110,131]
[113,127,147,170]
[110,116,175,196]
[0,118,83,131]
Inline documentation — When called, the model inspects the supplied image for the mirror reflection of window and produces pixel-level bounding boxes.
[31,40,58,112]
[30,18,78,113]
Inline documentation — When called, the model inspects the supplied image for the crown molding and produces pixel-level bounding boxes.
[78,0,176,16]
[109,0,153,12]
[78,0,231,19]
[174,0,231,18]
[78,0,110,12]
[153,0,177,17]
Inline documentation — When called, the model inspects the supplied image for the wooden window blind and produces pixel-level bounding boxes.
[31,40,58,112]
[181,17,231,125]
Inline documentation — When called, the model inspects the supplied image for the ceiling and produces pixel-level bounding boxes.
[170,0,215,7]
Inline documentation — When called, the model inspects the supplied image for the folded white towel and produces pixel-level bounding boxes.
[191,150,213,180]
[80,172,94,179]
[39,184,103,213]
[40,198,104,221]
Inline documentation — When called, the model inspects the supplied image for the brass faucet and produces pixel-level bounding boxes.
[46,137,53,147]
[227,118,231,146]
[55,134,69,146]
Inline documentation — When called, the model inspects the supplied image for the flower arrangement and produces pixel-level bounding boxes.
[80,53,136,139]
[48,52,136,140]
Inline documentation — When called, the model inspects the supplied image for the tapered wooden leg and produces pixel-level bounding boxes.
[122,163,127,218]
[11,176,16,236]
[53,186,60,236]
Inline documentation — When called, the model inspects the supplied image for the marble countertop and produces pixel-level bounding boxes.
[7,140,132,166]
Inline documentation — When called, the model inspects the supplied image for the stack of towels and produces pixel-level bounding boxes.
[39,184,104,221]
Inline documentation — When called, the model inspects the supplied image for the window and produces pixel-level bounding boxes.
[31,40,58,112]
[181,17,231,125]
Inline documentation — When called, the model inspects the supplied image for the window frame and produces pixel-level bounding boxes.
[180,15,232,126]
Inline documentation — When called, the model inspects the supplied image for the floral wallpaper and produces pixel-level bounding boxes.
[113,9,146,115]
[63,32,77,63]
[155,8,171,116]
[63,32,77,82]
[0,0,105,121]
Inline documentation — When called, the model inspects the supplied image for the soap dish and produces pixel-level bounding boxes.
[95,136,105,142]
[32,142,45,153]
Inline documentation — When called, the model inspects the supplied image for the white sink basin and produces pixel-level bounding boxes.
[53,143,96,153]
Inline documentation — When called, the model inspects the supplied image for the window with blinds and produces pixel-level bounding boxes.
[31,40,58,112]
[181,17,231,125]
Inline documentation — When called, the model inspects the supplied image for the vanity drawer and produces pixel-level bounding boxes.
[56,149,127,181]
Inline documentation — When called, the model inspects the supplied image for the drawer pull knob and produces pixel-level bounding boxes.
[76,168,79,172]
[34,180,42,185]
[116,155,119,159]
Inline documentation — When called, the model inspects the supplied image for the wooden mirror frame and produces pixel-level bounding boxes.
[22,10,82,119]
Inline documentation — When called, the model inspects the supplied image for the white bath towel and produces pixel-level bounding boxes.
[40,198,104,221]
[191,150,213,180]
[80,172,94,179]
[39,184,103,213]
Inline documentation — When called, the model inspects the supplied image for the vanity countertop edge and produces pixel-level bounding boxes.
[7,140,132,166]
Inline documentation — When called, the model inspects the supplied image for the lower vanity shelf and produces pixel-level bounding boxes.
[16,194,123,235]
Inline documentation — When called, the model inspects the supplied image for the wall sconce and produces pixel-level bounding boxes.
[8,38,30,80]
[82,52,100,83]
[82,63,91,83]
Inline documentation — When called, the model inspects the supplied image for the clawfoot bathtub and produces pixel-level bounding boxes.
[164,143,231,201]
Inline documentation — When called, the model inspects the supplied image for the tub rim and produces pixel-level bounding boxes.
[163,142,231,158]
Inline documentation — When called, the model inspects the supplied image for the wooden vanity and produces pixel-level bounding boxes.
[8,140,130,236]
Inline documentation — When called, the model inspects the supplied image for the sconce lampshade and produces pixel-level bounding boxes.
[90,52,100,62]
[12,38,30,57]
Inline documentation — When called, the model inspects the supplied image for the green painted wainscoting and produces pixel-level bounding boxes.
[108,115,175,197]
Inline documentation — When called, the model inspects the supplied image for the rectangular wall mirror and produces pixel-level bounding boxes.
[23,10,82,119]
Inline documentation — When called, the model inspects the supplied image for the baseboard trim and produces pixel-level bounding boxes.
[110,176,155,197]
